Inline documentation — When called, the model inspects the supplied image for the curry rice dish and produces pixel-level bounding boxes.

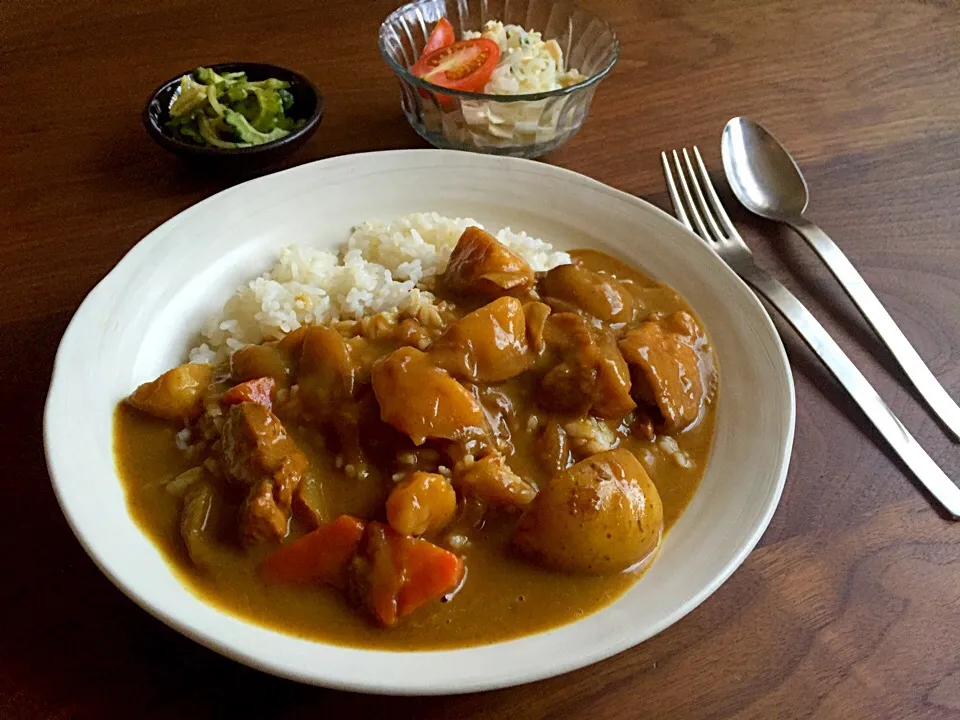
[114,217,717,649]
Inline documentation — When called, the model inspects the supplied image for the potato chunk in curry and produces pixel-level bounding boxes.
[126,363,212,420]
[386,471,458,537]
[513,448,663,574]
[442,226,534,297]
[371,346,488,446]
[452,452,537,509]
[430,296,534,383]
[541,262,636,323]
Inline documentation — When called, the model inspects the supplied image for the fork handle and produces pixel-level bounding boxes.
[790,219,960,442]
[740,263,960,519]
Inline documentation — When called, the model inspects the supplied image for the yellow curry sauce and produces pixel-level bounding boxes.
[114,245,717,649]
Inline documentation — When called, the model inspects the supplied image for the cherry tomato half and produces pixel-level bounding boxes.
[421,17,455,57]
[411,38,501,94]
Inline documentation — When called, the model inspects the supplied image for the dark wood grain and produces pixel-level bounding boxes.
[2,0,960,717]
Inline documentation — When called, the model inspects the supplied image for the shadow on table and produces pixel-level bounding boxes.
[89,105,427,204]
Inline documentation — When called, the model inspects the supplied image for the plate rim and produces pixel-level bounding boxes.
[43,149,795,695]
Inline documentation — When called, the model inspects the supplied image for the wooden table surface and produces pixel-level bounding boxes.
[3,0,960,717]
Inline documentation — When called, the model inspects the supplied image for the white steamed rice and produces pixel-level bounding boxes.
[189,212,570,365]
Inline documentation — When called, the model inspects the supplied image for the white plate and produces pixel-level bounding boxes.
[44,150,794,695]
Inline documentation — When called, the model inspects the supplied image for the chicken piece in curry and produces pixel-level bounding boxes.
[115,227,717,649]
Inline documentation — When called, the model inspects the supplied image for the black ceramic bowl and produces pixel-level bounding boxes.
[143,63,324,168]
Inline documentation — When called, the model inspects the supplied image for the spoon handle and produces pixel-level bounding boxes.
[740,264,960,519]
[790,219,960,442]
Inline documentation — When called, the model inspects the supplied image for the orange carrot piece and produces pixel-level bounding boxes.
[222,377,276,408]
[396,537,464,620]
[258,515,365,588]
[357,522,464,627]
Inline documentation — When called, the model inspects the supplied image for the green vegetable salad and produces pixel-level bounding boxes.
[166,67,305,148]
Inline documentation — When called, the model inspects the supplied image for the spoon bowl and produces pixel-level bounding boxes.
[721,117,809,221]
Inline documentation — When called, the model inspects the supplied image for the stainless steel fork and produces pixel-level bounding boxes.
[662,146,960,519]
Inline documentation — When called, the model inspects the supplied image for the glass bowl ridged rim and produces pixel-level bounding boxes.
[377,1,621,103]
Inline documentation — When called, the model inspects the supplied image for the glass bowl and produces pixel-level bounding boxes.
[378,0,619,158]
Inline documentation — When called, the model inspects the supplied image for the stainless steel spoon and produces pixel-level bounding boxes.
[721,116,960,441]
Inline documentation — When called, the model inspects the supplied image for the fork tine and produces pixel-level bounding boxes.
[692,146,740,240]
[681,148,727,243]
[670,150,713,243]
[660,152,692,231]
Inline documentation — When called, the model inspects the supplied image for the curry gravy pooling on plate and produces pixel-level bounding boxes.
[114,217,717,649]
